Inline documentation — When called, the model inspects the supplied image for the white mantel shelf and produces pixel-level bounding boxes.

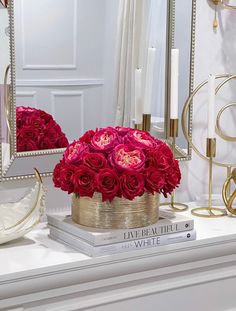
[1,203,236,310]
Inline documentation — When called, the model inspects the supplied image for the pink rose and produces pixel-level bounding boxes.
[91,127,120,153]
[64,140,89,165]
[120,170,144,200]
[109,144,145,172]
[96,168,120,201]
[125,129,158,149]
[115,126,130,137]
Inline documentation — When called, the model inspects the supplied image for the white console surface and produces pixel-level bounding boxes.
[1,203,236,310]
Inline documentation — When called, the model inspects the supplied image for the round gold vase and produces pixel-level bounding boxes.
[71,192,160,229]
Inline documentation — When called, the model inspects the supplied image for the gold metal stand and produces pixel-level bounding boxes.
[161,119,188,212]
[222,168,236,215]
[134,123,143,130]
[142,114,151,131]
[191,138,227,218]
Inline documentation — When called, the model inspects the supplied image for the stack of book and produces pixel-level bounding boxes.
[48,210,196,257]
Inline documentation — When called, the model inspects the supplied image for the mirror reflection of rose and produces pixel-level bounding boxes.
[16,106,69,152]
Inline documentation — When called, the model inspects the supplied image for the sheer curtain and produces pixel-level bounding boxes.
[114,0,151,127]
[114,0,167,127]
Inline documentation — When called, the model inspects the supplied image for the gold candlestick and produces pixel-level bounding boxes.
[142,114,151,131]
[134,123,143,130]
[191,138,227,218]
[161,119,188,212]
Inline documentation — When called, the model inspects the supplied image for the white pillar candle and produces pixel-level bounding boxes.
[170,49,179,119]
[134,68,142,124]
[207,74,216,138]
[144,47,156,114]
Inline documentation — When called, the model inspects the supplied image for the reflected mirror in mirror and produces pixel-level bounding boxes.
[1,0,195,180]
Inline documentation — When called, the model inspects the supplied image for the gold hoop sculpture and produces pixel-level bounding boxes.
[181,74,236,217]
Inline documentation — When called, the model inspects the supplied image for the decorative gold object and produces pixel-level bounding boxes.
[142,114,151,131]
[161,119,188,212]
[134,123,143,130]
[182,74,236,168]
[72,192,159,229]
[191,138,227,218]
[209,0,236,29]
[222,168,236,215]
[216,103,236,142]
[0,168,46,244]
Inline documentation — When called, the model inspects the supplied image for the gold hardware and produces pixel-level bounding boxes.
[142,114,151,131]
[191,138,227,218]
[206,138,216,158]
[215,103,236,142]
[4,64,11,144]
[134,123,143,130]
[222,168,236,215]
[160,118,188,212]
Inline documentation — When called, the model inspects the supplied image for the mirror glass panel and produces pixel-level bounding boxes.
[0,0,195,180]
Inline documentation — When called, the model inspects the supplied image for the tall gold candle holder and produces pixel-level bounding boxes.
[161,119,188,212]
[142,114,151,131]
[134,123,143,130]
[191,138,227,218]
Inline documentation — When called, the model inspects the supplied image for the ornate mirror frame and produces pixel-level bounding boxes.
[0,0,196,182]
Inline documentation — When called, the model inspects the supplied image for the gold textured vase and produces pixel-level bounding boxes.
[72,192,160,229]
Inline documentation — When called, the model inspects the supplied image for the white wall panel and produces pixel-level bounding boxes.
[51,91,84,141]
[20,0,77,70]
[16,91,37,108]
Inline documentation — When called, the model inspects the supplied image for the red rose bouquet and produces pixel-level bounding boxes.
[53,126,181,201]
[16,106,69,152]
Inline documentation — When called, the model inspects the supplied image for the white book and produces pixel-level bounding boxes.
[47,211,194,246]
[49,225,196,257]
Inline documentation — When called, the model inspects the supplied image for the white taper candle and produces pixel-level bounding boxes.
[134,68,142,124]
[170,49,179,119]
[207,74,216,138]
[143,47,156,114]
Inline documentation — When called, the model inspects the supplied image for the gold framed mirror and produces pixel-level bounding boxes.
[0,0,196,181]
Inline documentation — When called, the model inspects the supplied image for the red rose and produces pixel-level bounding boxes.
[120,170,144,200]
[56,134,69,148]
[64,140,89,165]
[17,138,38,152]
[79,129,96,144]
[146,143,174,171]
[96,168,120,201]
[53,160,65,187]
[71,165,96,197]
[144,167,165,194]
[60,163,77,194]
[39,137,56,150]
[162,160,181,197]
[109,144,145,172]
[82,152,107,171]
[91,127,120,153]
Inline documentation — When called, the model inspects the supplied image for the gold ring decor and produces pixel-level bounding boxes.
[181,74,236,168]
[215,103,236,142]
[222,168,236,215]
[191,207,227,218]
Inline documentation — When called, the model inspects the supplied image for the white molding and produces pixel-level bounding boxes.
[16,91,37,108]
[16,79,104,87]
[21,0,77,70]
[51,90,84,134]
